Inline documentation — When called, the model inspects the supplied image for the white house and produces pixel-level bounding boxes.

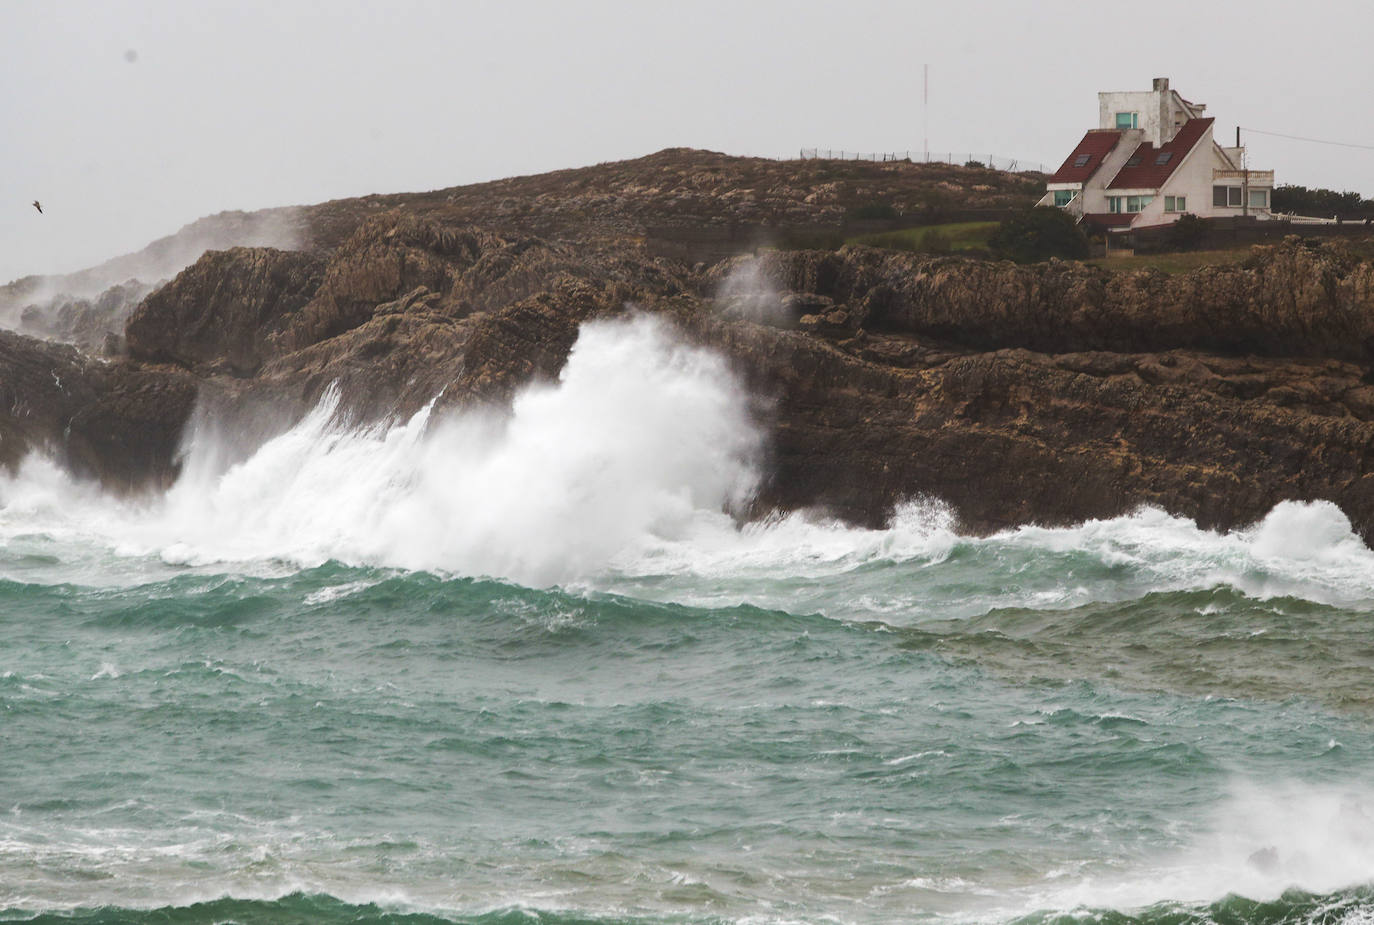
[1039,78,1274,233]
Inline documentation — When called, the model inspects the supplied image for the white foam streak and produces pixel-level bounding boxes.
[997,501,1374,607]
[611,498,959,581]
[1009,780,1374,917]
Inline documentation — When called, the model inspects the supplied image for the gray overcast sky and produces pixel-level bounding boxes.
[3,0,1372,283]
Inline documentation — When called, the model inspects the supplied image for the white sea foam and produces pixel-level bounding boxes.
[1,315,761,588]
[90,662,121,680]
[993,500,1374,607]
[3,314,1374,611]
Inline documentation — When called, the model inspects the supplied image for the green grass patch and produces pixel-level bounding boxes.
[847,221,999,253]
[1085,247,1255,274]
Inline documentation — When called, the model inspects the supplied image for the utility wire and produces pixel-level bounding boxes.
[1240,127,1374,151]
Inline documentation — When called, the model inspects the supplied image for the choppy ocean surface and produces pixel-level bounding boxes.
[3,318,1373,925]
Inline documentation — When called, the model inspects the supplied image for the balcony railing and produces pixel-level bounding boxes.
[1214,169,1275,184]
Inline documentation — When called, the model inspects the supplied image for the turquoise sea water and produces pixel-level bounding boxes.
[3,319,1373,924]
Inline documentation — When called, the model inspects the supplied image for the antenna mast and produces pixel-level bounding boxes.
[923,64,929,162]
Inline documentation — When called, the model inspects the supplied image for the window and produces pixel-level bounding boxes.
[1249,189,1268,209]
[1072,154,1091,168]
[1154,152,1173,166]
[1110,195,1153,214]
[1116,112,1138,130]
[1213,186,1243,207]
[1054,189,1076,207]
[1164,196,1187,212]
[1126,155,1143,167]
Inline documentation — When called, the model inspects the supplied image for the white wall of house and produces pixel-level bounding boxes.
[1099,138,1275,227]
[1163,143,1272,221]
[1097,78,1204,147]
[1098,91,1165,144]
[1079,129,1143,213]
[1129,192,1169,227]
[1088,125,1220,226]
[1154,125,1221,220]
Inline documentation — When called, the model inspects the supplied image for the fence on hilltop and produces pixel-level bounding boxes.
[798,148,1050,173]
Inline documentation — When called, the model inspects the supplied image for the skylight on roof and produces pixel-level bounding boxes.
[1126,156,1142,167]
[1155,152,1174,165]
[1073,154,1091,167]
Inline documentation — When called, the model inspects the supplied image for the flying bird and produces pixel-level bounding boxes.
[32,200,42,214]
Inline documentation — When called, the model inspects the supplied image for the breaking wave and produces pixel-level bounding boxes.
[1,315,1372,612]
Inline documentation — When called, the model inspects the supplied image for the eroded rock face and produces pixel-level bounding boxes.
[6,149,1374,542]
[126,247,326,375]
[692,244,1374,534]
[0,330,195,490]
[736,241,1374,362]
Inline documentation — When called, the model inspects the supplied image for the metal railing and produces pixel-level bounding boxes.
[798,149,1050,173]
[1214,169,1276,183]
[1271,212,1341,224]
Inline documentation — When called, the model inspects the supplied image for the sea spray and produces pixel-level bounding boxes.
[0,209,303,332]
[1,315,762,586]
[713,255,788,326]
[1007,780,1374,917]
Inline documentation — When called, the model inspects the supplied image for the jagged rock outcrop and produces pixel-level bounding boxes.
[6,149,1374,541]
[127,248,326,375]
[0,330,195,490]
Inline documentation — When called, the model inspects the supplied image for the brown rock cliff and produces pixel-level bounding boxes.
[5,150,1374,541]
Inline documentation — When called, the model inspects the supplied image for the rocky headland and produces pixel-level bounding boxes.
[5,148,1374,539]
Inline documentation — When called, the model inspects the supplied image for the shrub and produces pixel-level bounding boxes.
[1166,213,1207,251]
[964,160,986,169]
[988,207,1089,263]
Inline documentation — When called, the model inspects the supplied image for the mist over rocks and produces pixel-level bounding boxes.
[6,148,1374,539]
[0,207,307,356]
[14,279,155,355]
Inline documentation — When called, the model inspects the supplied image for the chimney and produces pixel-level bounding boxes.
[1153,77,1169,92]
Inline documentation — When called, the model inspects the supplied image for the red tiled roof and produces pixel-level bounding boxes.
[1047,130,1123,184]
[1081,213,1136,228]
[1107,117,1214,190]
